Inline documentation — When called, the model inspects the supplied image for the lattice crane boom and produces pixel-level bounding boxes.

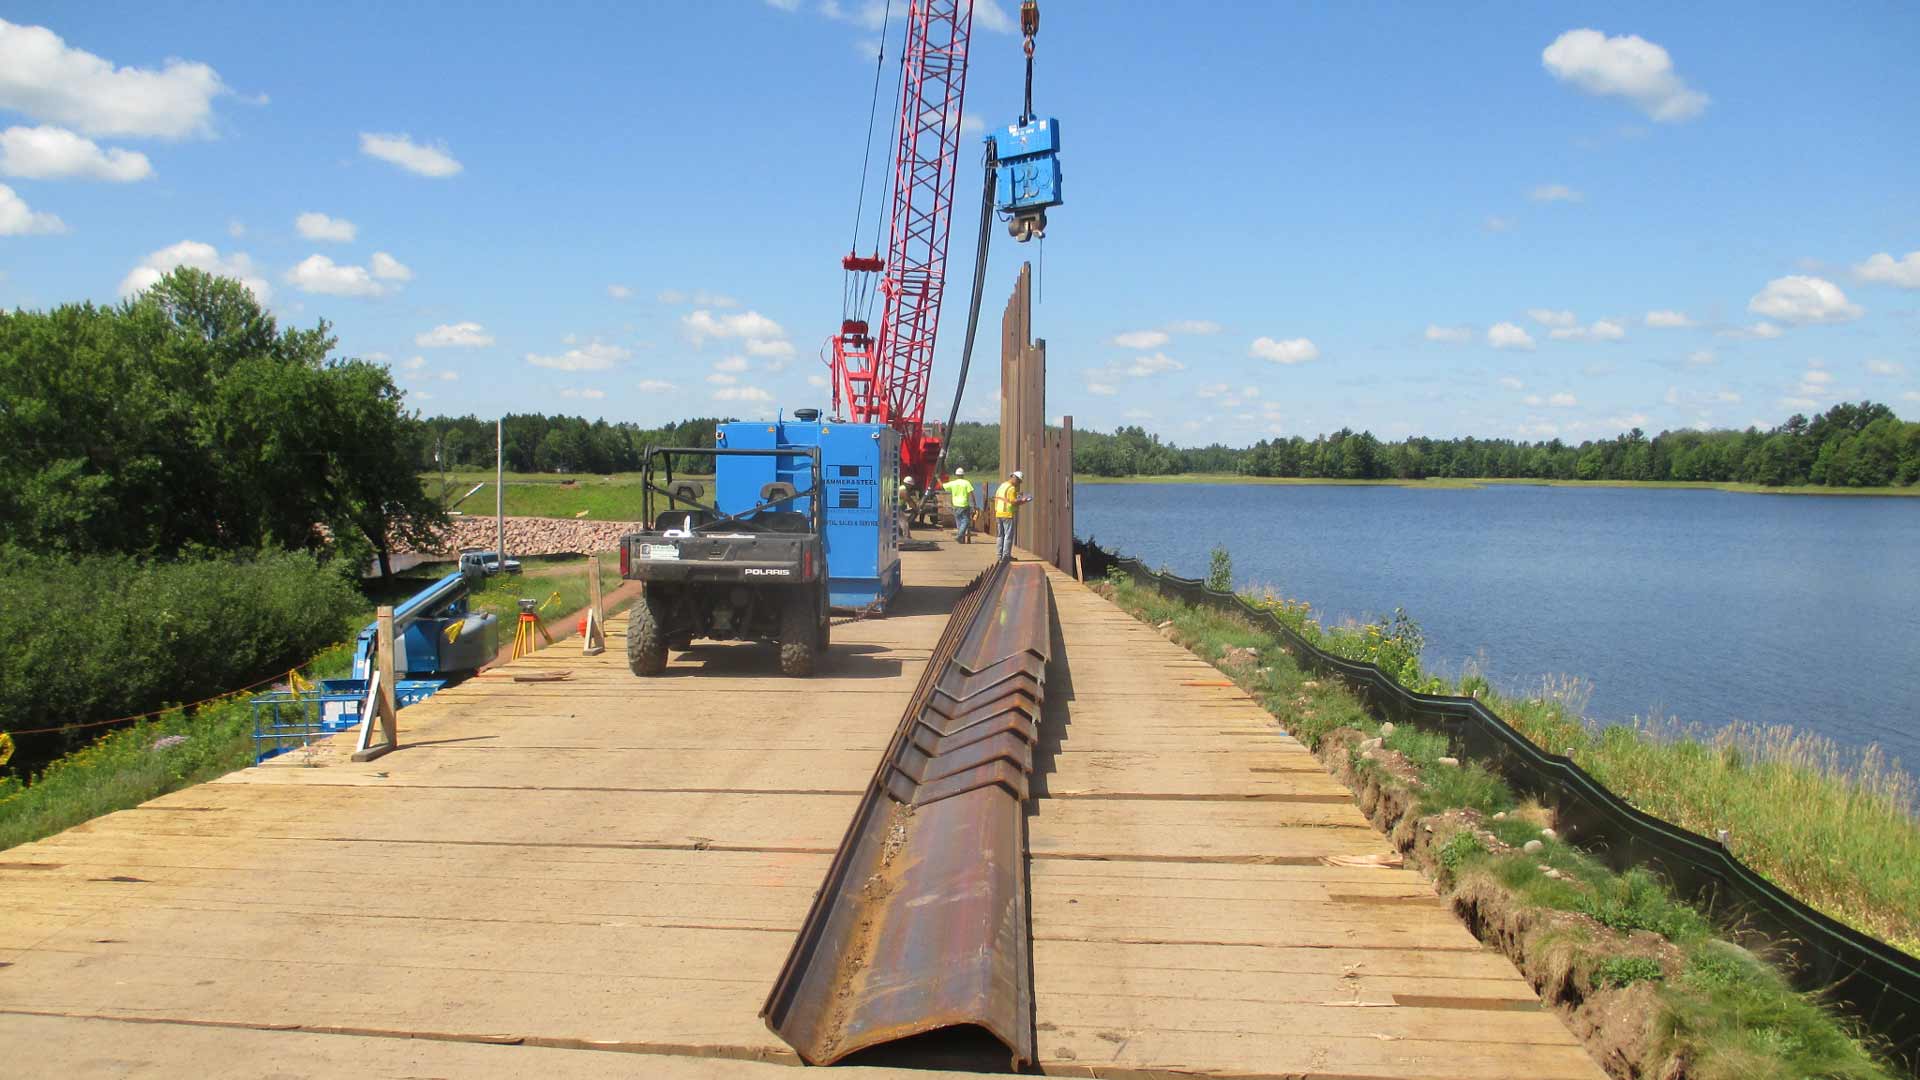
[831,0,975,489]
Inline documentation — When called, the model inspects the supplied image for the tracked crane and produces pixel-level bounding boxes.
[829,0,1062,494]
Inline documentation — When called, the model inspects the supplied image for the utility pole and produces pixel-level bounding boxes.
[496,418,506,569]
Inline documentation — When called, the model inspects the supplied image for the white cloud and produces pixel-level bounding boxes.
[369,251,412,281]
[763,0,803,10]
[1484,215,1514,233]
[683,308,785,345]
[1687,350,1716,367]
[226,218,245,239]
[607,283,633,300]
[1499,376,1525,390]
[713,385,773,402]
[358,132,462,178]
[1112,329,1170,350]
[1748,275,1862,324]
[1528,308,1578,328]
[1542,28,1709,122]
[0,182,63,235]
[1865,359,1905,376]
[1164,319,1222,335]
[294,211,356,242]
[1714,389,1741,403]
[118,240,266,300]
[400,355,426,371]
[1904,391,1920,403]
[745,338,795,358]
[974,0,1017,33]
[1126,353,1185,376]
[1086,381,1118,396]
[657,288,741,308]
[1719,321,1784,340]
[1546,319,1625,342]
[0,19,228,137]
[805,373,828,388]
[713,355,749,373]
[1853,251,1920,289]
[1425,324,1472,344]
[416,322,494,348]
[0,124,150,181]
[637,378,677,393]
[1549,391,1578,407]
[1196,382,1230,398]
[1644,309,1693,328]
[527,340,629,372]
[286,254,389,297]
[1802,369,1834,387]
[1529,184,1583,203]
[559,388,606,400]
[960,113,986,136]
[1780,396,1819,410]
[1487,322,1536,350]
[1250,336,1319,364]
[706,372,738,385]
[1123,408,1154,420]
[1608,412,1653,429]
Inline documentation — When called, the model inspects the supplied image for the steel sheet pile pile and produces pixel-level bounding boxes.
[762,559,1051,1067]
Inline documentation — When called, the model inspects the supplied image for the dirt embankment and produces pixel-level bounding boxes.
[393,516,642,558]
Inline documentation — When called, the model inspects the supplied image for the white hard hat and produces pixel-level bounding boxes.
[954,466,964,475]
[1011,470,1024,480]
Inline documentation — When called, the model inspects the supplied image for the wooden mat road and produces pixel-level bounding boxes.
[0,541,1604,1079]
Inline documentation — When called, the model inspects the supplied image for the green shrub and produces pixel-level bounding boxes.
[0,547,361,756]
[1438,829,1487,872]
[1595,955,1666,988]
[1206,544,1233,592]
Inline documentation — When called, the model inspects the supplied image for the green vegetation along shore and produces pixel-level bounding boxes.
[1070,473,1920,496]
[1096,567,1908,1079]
[407,401,1918,493]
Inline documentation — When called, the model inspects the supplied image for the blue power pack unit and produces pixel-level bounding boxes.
[715,418,901,611]
[991,117,1062,219]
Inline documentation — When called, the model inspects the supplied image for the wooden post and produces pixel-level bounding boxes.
[352,605,400,762]
[583,555,607,655]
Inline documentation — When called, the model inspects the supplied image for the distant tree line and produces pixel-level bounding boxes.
[416,404,1919,489]
[1071,402,1919,488]
[408,414,727,474]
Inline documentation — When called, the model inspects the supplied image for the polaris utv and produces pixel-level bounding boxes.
[619,445,830,677]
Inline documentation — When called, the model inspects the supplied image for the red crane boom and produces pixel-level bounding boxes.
[830,0,974,490]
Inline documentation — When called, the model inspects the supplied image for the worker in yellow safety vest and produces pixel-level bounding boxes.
[992,470,1031,560]
[941,467,977,543]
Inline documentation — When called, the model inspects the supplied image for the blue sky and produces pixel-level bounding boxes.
[2,1,1916,443]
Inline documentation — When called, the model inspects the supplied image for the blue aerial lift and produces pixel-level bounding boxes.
[251,560,501,759]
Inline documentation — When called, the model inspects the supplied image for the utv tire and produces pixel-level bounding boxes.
[779,587,819,677]
[627,588,668,676]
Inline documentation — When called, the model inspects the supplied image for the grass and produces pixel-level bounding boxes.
[0,554,625,852]
[1094,570,1905,1079]
[425,470,652,521]
[1071,473,1920,496]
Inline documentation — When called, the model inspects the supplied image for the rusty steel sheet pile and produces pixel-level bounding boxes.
[762,559,1052,1067]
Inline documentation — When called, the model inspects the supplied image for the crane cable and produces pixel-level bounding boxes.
[933,140,1000,481]
[844,0,896,323]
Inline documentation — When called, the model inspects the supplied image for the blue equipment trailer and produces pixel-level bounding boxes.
[715,416,900,611]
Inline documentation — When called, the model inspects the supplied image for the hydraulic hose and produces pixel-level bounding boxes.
[934,143,999,480]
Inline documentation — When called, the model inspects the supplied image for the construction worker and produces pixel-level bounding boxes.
[942,467,977,543]
[896,476,918,536]
[993,470,1032,560]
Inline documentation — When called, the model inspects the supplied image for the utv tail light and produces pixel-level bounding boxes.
[619,543,630,577]
[803,547,814,581]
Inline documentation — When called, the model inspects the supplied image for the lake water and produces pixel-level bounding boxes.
[1076,483,1920,774]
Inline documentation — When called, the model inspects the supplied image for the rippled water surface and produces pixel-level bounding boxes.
[1076,483,1920,773]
